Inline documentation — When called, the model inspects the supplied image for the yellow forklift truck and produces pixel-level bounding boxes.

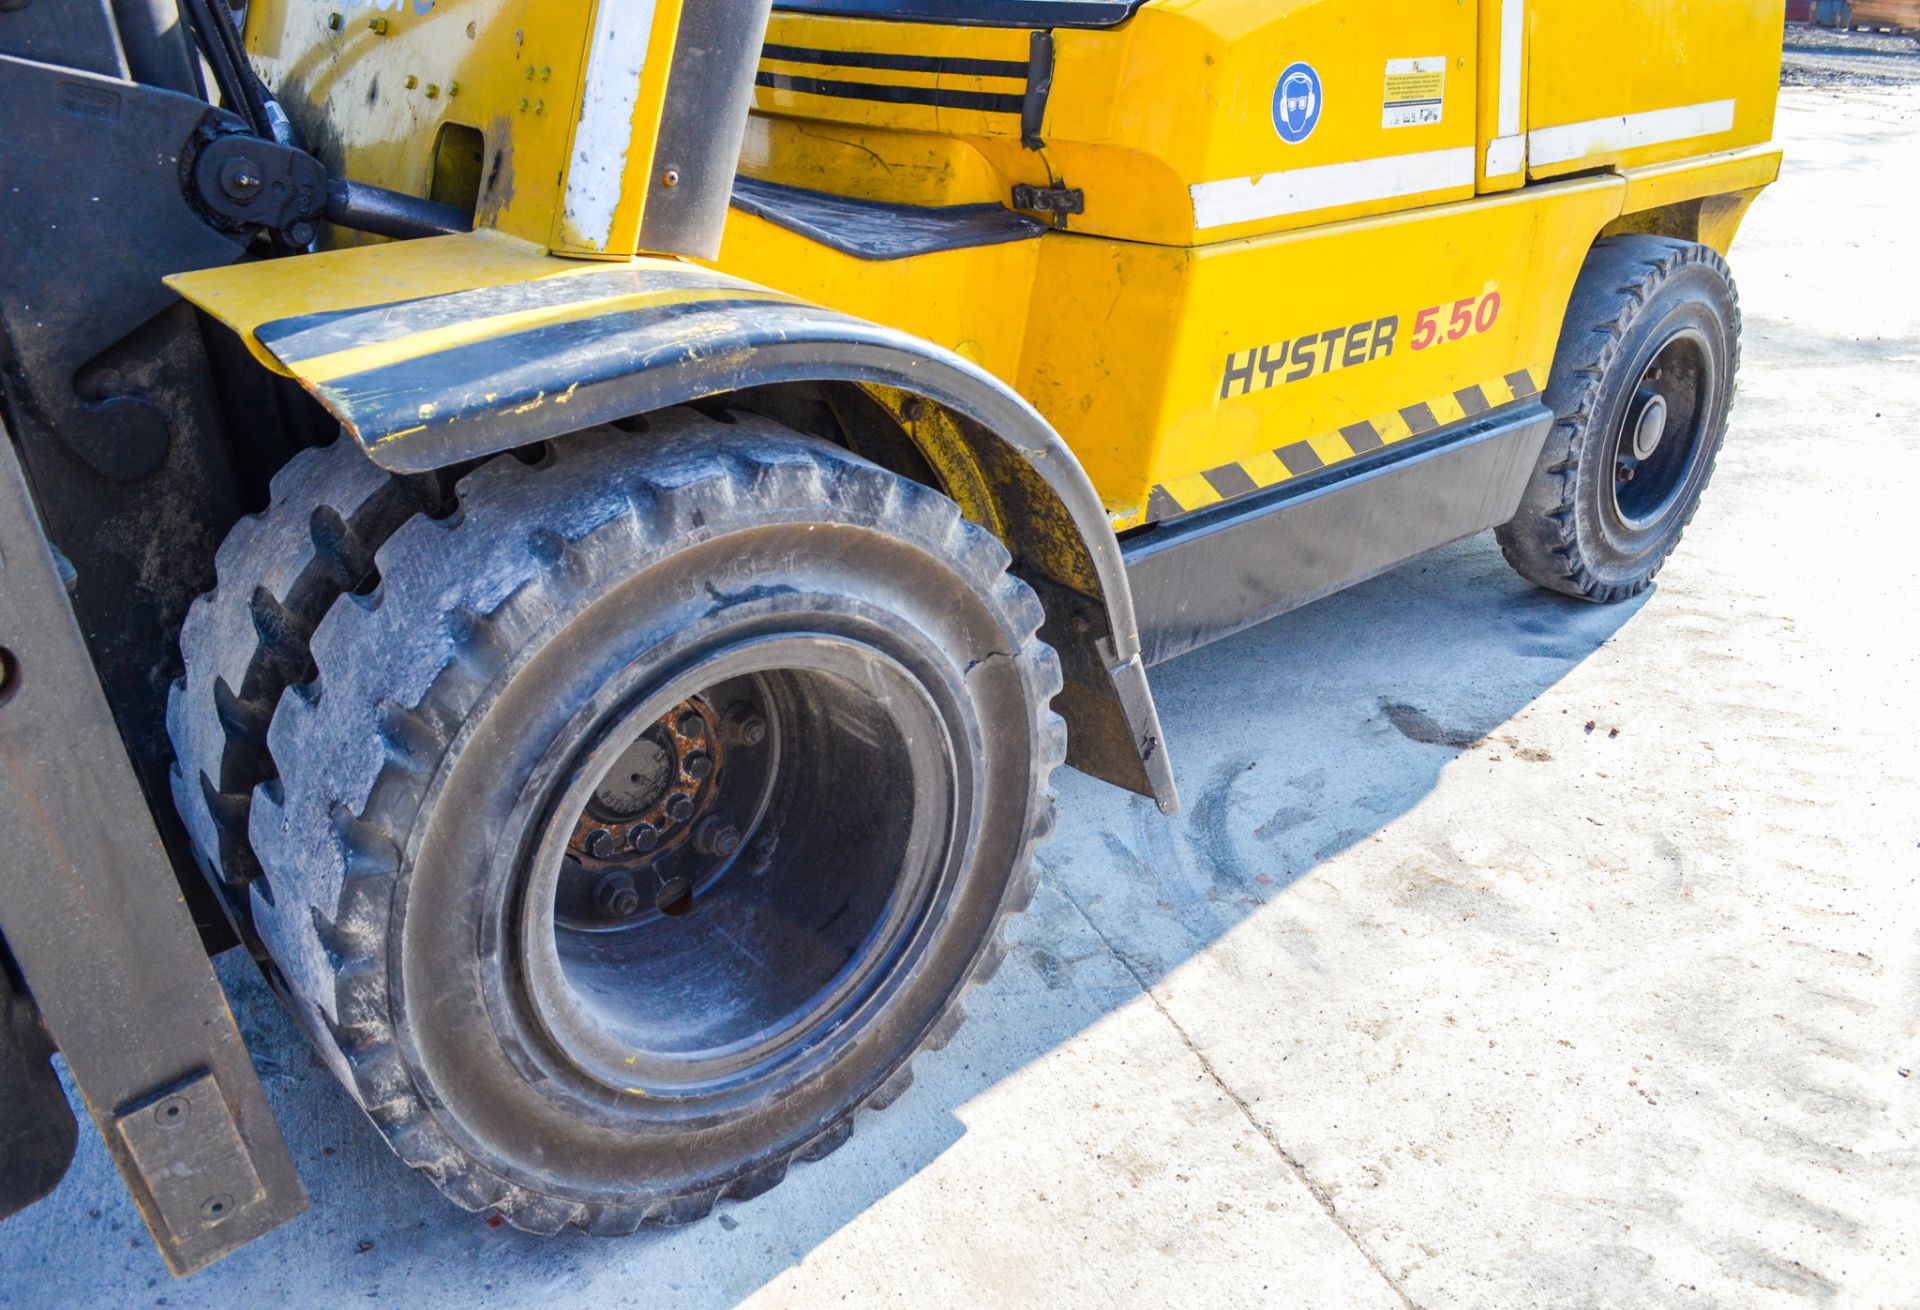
[0,0,1782,1273]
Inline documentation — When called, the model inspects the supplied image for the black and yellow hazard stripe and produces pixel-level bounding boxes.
[1142,370,1545,525]
[257,265,795,377]
[251,263,803,448]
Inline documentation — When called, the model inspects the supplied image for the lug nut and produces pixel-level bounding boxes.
[627,821,659,852]
[584,828,616,859]
[722,706,767,747]
[676,710,706,738]
[665,793,694,822]
[684,750,713,781]
[695,817,742,858]
[594,871,642,918]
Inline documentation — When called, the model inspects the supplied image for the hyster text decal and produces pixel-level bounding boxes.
[1220,289,1501,400]
[1220,316,1399,399]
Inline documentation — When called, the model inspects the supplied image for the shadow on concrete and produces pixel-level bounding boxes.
[6,528,1642,1308]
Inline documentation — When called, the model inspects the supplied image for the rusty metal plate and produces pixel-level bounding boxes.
[114,1071,267,1247]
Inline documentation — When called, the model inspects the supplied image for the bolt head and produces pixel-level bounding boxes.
[665,793,694,823]
[584,828,615,860]
[697,817,743,858]
[594,872,641,918]
[661,168,681,188]
[676,710,706,739]
[684,750,713,781]
[722,706,767,748]
[627,822,659,852]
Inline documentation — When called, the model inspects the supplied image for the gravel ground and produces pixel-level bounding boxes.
[1783,24,1920,87]
[3,81,1918,1310]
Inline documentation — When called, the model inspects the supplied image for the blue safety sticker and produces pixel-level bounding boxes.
[1272,62,1323,144]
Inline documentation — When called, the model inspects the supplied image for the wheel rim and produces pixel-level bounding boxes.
[514,633,961,1102]
[1608,326,1716,534]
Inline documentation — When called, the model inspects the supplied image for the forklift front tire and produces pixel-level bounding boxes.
[1497,236,1742,603]
[242,414,1065,1232]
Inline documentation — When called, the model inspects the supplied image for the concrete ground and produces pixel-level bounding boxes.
[5,78,1918,1310]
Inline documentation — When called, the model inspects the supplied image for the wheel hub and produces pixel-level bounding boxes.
[1610,332,1713,531]
[1627,387,1669,460]
[567,697,720,871]
[521,636,961,1101]
[555,690,772,928]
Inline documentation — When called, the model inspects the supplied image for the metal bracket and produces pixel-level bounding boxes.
[189,119,329,242]
[1011,183,1085,218]
[0,425,306,1273]
[114,1070,267,1244]
[186,116,469,245]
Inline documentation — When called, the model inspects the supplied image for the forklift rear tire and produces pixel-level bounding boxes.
[243,414,1065,1232]
[168,439,446,919]
[1497,235,1741,603]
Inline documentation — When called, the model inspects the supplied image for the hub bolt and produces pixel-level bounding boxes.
[627,821,659,852]
[583,828,616,859]
[676,710,706,738]
[665,793,694,823]
[695,816,743,858]
[722,705,767,747]
[593,871,642,918]
[684,750,713,781]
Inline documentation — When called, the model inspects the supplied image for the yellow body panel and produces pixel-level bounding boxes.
[749,4,1486,245]
[718,172,1627,525]
[1475,0,1528,192]
[168,230,576,371]
[242,0,683,256]
[715,0,1782,524]
[191,0,1781,533]
[1525,0,1784,181]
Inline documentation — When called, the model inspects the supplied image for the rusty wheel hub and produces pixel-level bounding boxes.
[567,697,722,871]
[556,686,773,928]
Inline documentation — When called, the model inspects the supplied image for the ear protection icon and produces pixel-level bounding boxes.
[1284,76,1316,123]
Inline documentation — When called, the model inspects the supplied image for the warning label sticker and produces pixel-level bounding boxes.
[1383,57,1445,129]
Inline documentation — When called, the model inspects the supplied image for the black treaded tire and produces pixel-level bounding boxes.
[167,438,445,923]
[243,413,1065,1233]
[1496,235,1742,602]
